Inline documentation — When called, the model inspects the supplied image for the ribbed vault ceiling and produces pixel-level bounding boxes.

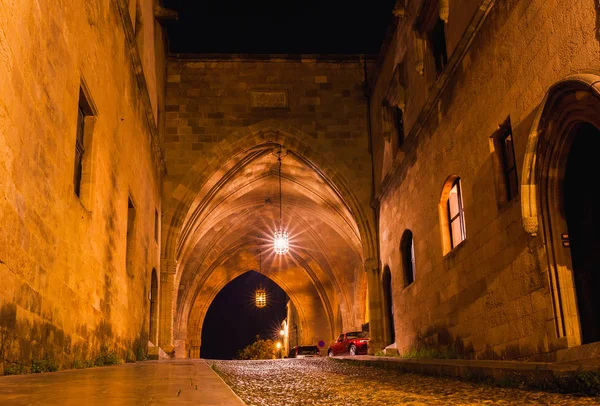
[174,145,367,340]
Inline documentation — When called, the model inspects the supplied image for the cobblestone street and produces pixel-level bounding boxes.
[209,358,599,405]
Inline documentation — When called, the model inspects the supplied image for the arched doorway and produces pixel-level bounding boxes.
[564,123,600,344]
[149,268,158,345]
[521,74,600,347]
[382,266,395,345]
[200,271,287,360]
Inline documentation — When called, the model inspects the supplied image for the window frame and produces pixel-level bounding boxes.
[491,118,519,205]
[415,0,449,79]
[500,128,518,201]
[73,82,97,208]
[447,178,466,250]
[429,17,448,76]
[74,105,86,197]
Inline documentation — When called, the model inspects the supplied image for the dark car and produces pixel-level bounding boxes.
[327,331,369,356]
[288,345,321,358]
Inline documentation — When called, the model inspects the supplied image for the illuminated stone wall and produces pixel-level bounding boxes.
[372,0,600,360]
[0,0,165,372]
[162,56,378,356]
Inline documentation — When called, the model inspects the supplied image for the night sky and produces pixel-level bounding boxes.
[162,0,397,54]
[201,271,288,359]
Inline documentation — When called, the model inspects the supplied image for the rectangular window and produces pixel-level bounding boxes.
[74,88,93,198]
[501,130,518,201]
[395,107,405,146]
[492,118,519,204]
[447,180,465,249]
[74,107,85,197]
[430,18,448,75]
[126,196,136,277]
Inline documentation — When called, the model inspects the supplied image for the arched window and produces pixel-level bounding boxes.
[439,176,466,254]
[400,230,416,287]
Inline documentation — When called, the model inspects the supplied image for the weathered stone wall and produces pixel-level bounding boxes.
[0,0,164,372]
[162,56,377,354]
[163,56,373,205]
[372,0,600,360]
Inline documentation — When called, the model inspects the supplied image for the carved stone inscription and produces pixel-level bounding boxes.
[251,90,288,108]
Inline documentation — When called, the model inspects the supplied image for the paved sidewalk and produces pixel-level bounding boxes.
[0,360,244,405]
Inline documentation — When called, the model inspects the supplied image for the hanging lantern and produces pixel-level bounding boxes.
[273,229,289,255]
[255,287,267,308]
[273,146,289,255]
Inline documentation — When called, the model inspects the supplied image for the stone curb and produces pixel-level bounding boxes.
[332,355,600,382]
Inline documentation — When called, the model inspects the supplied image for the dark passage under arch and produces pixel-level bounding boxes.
[201,271,287,359]
[564,123,600,345]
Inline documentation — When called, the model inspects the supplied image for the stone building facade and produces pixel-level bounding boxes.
[0,0,166,372]
[160,56,379,357]
[372,0,600,361]
[1,0,599,372]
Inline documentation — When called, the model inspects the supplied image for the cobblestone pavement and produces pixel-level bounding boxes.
[208,358,598,405]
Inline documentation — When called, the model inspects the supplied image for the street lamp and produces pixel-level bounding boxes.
[276,341,282,358]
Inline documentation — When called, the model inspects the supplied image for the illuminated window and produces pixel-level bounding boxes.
[447,179,465,249]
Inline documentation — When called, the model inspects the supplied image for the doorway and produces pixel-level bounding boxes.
[149,269,158,345]
[382,266,395,345]
[564,123,600,344]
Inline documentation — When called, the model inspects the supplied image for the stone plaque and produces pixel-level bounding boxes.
[251,90,288,108]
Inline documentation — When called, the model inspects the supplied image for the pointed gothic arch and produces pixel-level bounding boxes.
[521,73,600,346]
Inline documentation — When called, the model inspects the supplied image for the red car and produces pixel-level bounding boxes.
[327,331,369,356]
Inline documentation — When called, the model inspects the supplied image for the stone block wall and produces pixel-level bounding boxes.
[163,56,374,204]
[0,0,164,372]
[372,0,600,360]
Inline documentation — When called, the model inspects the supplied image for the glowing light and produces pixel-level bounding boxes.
[273,229,289,255]
[255,287,267,308]
[280,329,285,337]
[273,146,290,255]
[276,342,282,349]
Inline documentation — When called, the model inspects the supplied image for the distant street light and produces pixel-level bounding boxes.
[276,341,282,358]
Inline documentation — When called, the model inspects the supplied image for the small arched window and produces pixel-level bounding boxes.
[400,230,416,287]
[440,176,466,254]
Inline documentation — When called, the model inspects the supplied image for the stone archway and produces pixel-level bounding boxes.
[159,121,382,356]
[162,120,377,262]
[521,73,600,347]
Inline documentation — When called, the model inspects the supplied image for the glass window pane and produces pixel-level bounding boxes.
[448,184,460,218]
[450,218,463,248]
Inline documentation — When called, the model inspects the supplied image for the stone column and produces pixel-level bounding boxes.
[189,338,201,359]
[364,258,385,354]
[159,256,177,355]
